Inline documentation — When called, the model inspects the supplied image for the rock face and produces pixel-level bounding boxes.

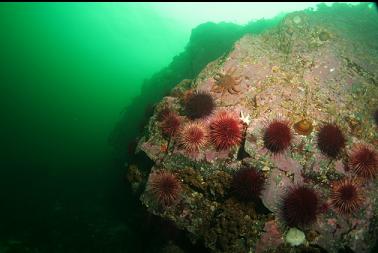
[137,6,378,253]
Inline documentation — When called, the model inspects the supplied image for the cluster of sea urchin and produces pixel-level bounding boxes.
[159,95,244,156]
[149,68,378,249]
[147,170,182,208]
[325,144,377,216]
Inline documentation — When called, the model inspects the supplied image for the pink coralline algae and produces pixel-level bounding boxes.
[255,219,283,253]
[261,169,293,213]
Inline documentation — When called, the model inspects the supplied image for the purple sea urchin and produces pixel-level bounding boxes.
[232,166,265,201]
[317,123,345,158]
[330,178,363,215]
[349,144,378,179]
[281,185,319,228]
[263,119,292,153]
[185,92,215,120]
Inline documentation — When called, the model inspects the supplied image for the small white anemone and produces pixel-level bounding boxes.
[285,227,306,246]
[240,110,251,125]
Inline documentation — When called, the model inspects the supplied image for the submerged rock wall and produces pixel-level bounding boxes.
[134,4,378,253]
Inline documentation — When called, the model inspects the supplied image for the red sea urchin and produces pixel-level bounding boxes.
[160,112,181,137]
[263,119,292,153]
[349,144,378,179]
[178,122,208,153]
[209,111,243,150]
[330,178,363,215]
[147,170,182,207]
[281,185,319,228]
[185,91,215,120]
[317,123,345,158]
[232,166,265,201]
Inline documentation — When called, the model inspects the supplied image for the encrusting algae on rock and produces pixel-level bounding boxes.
[134,5,378,253]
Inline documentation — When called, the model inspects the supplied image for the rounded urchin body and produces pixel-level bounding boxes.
[349,144,378,179]
[280,185,319,228]
[330,177,363,215]
[178,122,208,153]
[232,166,265,201]
[160,112,182,137]
[209,111,243,150]
[185,91,215,120]
[147,170,182,208]
[263,119,292,154]
[317,123,345,158]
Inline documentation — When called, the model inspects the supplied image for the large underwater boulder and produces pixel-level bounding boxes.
[135,5,378,253]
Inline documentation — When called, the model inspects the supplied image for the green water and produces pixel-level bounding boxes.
[0,2,375,253]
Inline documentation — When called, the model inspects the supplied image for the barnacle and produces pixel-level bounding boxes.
[211,66,242,96]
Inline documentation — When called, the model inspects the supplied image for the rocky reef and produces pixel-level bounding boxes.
[132,4,378,253]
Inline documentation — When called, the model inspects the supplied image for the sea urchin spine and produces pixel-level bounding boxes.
[160,112,181,138]
[209,111,243,150]
[317,123,345,158]
[178,122,208,153]
[349,144,378,179]
[232,166,265,201]
[330,177,363,215]
[263,119,292,153]
[281,185,319,228]
[147,170,182,208]
[185,91,215,120]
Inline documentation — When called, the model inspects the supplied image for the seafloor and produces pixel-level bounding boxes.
[131,7,378,253]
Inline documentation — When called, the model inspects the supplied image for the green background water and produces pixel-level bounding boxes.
[0,2,373,252]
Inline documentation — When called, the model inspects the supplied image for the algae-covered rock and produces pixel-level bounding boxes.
[137,4,378,253]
